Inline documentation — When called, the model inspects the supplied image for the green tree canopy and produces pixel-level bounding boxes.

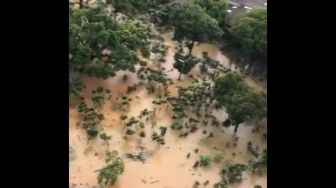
[160,3,223,53]
[230,9,267,60]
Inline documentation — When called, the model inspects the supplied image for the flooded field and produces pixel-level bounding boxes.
[69,31,267,188]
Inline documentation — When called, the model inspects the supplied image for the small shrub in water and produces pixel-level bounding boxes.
[126,129,135,135]
[139,131,146,137]
[203,180,209,186]
[193,161,199,168]
[100,133,111,141]
[200,155,212,167]
[86,126,99,138]
[120,115,128,120]
[193,181,200,188]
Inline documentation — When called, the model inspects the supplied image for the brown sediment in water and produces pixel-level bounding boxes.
[70,31,267,188]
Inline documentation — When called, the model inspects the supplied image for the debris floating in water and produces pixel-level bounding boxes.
[150,180,160,184]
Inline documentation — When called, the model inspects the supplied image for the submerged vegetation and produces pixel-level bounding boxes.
[70,0,267,187]
[96,151,125,186]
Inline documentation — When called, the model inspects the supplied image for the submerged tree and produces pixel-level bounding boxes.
[96,151,125,186]
[214,73,266,133]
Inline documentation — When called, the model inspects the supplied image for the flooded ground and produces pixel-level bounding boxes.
[69,31,267,188]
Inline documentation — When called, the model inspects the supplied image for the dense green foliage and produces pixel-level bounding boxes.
[193,0,228,25]
[231,9,267,60]
[146,69,168,85]
[69,1,150,84]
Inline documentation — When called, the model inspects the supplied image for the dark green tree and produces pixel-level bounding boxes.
[231,9,267,60]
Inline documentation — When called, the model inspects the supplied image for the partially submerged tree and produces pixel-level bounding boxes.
[173,48,201,80]
[214,73,266,133]
[163,3,223,54]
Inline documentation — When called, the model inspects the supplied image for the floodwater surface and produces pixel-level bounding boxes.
[69,31,267,188]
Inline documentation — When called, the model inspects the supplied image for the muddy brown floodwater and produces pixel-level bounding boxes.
[69,31,267,188]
